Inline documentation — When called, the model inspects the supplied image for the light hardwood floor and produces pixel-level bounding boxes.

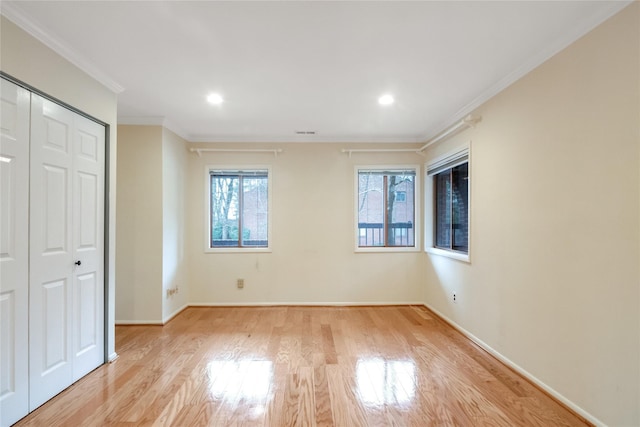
[15,306,590,426]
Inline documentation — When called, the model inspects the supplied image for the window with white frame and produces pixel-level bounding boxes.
[207,168,270,251]
[426,148,469,260]
[356,167,418,249]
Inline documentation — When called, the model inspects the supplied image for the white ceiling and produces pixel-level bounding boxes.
[1,1,631,143]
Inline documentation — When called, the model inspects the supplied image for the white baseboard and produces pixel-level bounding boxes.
[422,303,605,427]
[115,320,163,325]
[107,352,119,363]
[163,304,188,324]
[116,304,188,326]
[188,301,424,307]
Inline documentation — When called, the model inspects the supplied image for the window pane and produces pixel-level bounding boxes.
[451,163,468,252]
[242,176,268,247]
[358,170,416,248]
[434,171,451,248]
[358,173,384,246]
[211,175,239,247]
[387,173,414,247]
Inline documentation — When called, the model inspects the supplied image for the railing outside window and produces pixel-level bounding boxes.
[358,222,414,247]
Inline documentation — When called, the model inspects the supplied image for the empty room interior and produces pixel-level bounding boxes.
[0,1,639,426]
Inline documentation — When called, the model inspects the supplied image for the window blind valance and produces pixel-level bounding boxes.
[427,149,468,176]
[358,169,416,176]
[210,170,268,177]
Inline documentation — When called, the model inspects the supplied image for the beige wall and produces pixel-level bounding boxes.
[186,143,425,304]
[162,129,189,321]
[116,125,163,322]
[116,126,189,323]
[423,4,639,425]
[1,16,119,359]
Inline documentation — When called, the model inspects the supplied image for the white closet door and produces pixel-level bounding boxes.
[29,94,76,410]
[0,80,31,426]
[71,114,104,381]
[28,93,105,411]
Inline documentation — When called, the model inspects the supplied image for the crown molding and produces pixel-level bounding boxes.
[0,2,125,94]
[161,119,191,142]
[117,116,166,126]
[187,134,423,144]
[418,0,633,143]
[117,116,190,141]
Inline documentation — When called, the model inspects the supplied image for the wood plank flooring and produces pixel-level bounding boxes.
[14,306,590,426]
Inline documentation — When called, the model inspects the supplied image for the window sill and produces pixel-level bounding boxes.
[355,246,420,253]
[205,247,272,254]
[425,247,470,263]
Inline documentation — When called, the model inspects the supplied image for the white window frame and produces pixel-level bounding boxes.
[354,164,421,253]
[204,165,273,253]
[425,144,471,263]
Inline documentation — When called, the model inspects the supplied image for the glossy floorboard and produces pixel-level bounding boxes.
[15,306,589,426]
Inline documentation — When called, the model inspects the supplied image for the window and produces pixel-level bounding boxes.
[426,148,470,261]
[434,163,468,252]
[207,168,270,251]
[356,167,418,250]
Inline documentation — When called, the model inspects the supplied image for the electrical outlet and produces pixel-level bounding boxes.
[453,292,457,303]
[237,278,244,289]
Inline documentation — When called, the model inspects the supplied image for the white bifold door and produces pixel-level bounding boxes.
[0,78,105,426]
[0,77,31,427]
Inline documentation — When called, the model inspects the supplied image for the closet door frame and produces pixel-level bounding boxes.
[0,72,112,398]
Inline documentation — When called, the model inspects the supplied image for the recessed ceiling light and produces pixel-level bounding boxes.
[207,93,224,105]
[378,94,394,106]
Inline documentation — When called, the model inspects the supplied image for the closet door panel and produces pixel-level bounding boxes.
[42,279,68,367]
[0,79,30,427]
[72,115,104,380]
[29,95,75,411]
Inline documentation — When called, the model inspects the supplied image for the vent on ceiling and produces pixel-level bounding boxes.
[295,130,316,135]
